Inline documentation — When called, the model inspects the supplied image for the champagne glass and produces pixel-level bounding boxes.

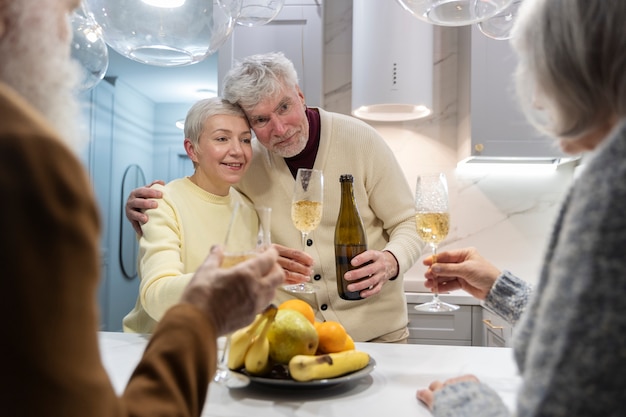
[414,173,459,312]
[283,168,323,293]
[213,205,271,388]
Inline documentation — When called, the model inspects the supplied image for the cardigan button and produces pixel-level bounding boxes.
[320,304,328,311]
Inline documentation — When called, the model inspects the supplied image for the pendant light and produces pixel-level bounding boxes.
[352,0,433,122]
[236,0,286,27]
[395,0,515,27]
[70,9,109,91]
[477,0,523,40]
[81,0,242,67]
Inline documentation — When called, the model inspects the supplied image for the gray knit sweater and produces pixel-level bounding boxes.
[433,119,626,417]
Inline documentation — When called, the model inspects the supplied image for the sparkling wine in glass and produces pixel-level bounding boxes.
[414,173,459,312]
[213,205,271,388]
[284,168,323,293]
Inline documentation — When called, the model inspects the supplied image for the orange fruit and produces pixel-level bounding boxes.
[278,299,315,324]
[316,320,348,353]
[343,334,355,351]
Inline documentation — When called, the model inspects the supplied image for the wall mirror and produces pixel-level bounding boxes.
[119,164,146,280]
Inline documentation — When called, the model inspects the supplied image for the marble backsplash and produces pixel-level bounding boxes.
[322,0,576,288]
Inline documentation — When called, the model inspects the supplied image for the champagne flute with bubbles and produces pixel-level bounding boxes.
[213,204,272,388]
[284,168,323,293]
[414,173,459,312]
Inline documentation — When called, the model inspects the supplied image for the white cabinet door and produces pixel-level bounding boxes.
[407,305,473,346]
[457,26,567,163]
[218,0,324,106]
[482,306,513,347]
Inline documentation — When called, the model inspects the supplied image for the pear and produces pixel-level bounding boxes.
[267,309,319,364]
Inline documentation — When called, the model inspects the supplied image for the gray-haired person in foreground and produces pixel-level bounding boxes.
[417,1,626,416]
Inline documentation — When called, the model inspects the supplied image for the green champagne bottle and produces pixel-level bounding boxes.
[334,174,367,300]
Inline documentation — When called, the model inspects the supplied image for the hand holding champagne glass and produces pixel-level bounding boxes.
[214,204,272,387]
[284,168,323,293]
[414,173,459,312]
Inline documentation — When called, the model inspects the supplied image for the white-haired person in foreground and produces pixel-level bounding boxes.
[417,1,626,416]
[0,1,284,416]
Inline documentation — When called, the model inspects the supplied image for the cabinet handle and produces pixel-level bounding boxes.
[482,319,503,329]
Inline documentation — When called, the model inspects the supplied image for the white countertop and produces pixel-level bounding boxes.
[99,331,520,416]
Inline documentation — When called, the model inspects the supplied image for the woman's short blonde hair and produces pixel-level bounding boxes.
[184,97,248,148]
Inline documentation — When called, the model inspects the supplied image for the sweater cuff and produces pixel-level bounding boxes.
[484,270,531,325]
[152,303,218,362]
[433,381,510,417]
[384,250,400,281]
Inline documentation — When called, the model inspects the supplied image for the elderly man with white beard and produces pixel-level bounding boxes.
[0,1,285,416]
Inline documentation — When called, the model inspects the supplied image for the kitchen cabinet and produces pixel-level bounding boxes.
[456,25,568,164]
[481,306,514,347]
[406,304,484,346]
[217,0,323,106]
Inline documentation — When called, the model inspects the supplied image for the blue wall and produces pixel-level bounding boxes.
[83,78,158,331]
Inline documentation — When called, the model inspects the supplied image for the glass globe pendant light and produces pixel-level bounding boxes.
[70,9,109,91]
[81,0,242,67]
[395,0,515,26]
[236,0,285,27]
[477,0,522,40]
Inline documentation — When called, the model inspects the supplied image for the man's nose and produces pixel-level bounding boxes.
[268,114,288,134]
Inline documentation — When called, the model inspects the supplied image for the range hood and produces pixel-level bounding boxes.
[351,0,433,122]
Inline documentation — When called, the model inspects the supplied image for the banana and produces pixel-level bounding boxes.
[244,337,271,375]
[288,350,370,382]
[244,306,278,376]
[227,315,263,370]
[227,304,277,370]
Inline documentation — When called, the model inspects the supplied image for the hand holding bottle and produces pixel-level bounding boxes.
[341,249,399,298]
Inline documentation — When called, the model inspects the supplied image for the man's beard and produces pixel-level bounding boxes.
[0,3,88,154]
[268,130,308,158]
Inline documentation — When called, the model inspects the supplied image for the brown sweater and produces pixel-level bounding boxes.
[0,82,216,417]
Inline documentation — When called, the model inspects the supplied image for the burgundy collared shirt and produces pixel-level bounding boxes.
[284,107,321,178]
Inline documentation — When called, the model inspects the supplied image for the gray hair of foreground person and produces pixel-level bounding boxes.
[183,97,248,148]
[222,51,300,112]
[511,0,626,141]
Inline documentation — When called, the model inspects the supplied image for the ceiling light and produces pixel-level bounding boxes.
[395,0,515,27]
[352,0,433,122]
[70,10,108,91]
[82,0,240,67]
[236,0,285,27]
[195,88,217,99]
[477,0,523,40]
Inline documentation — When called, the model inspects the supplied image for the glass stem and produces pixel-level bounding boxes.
[220,335,230,365]
[431,244,439,298]
[301,232,308,251]
[213,335,231,383]
[299,232,308,291]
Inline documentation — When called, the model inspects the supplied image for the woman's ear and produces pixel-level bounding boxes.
[184,138,198,163]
